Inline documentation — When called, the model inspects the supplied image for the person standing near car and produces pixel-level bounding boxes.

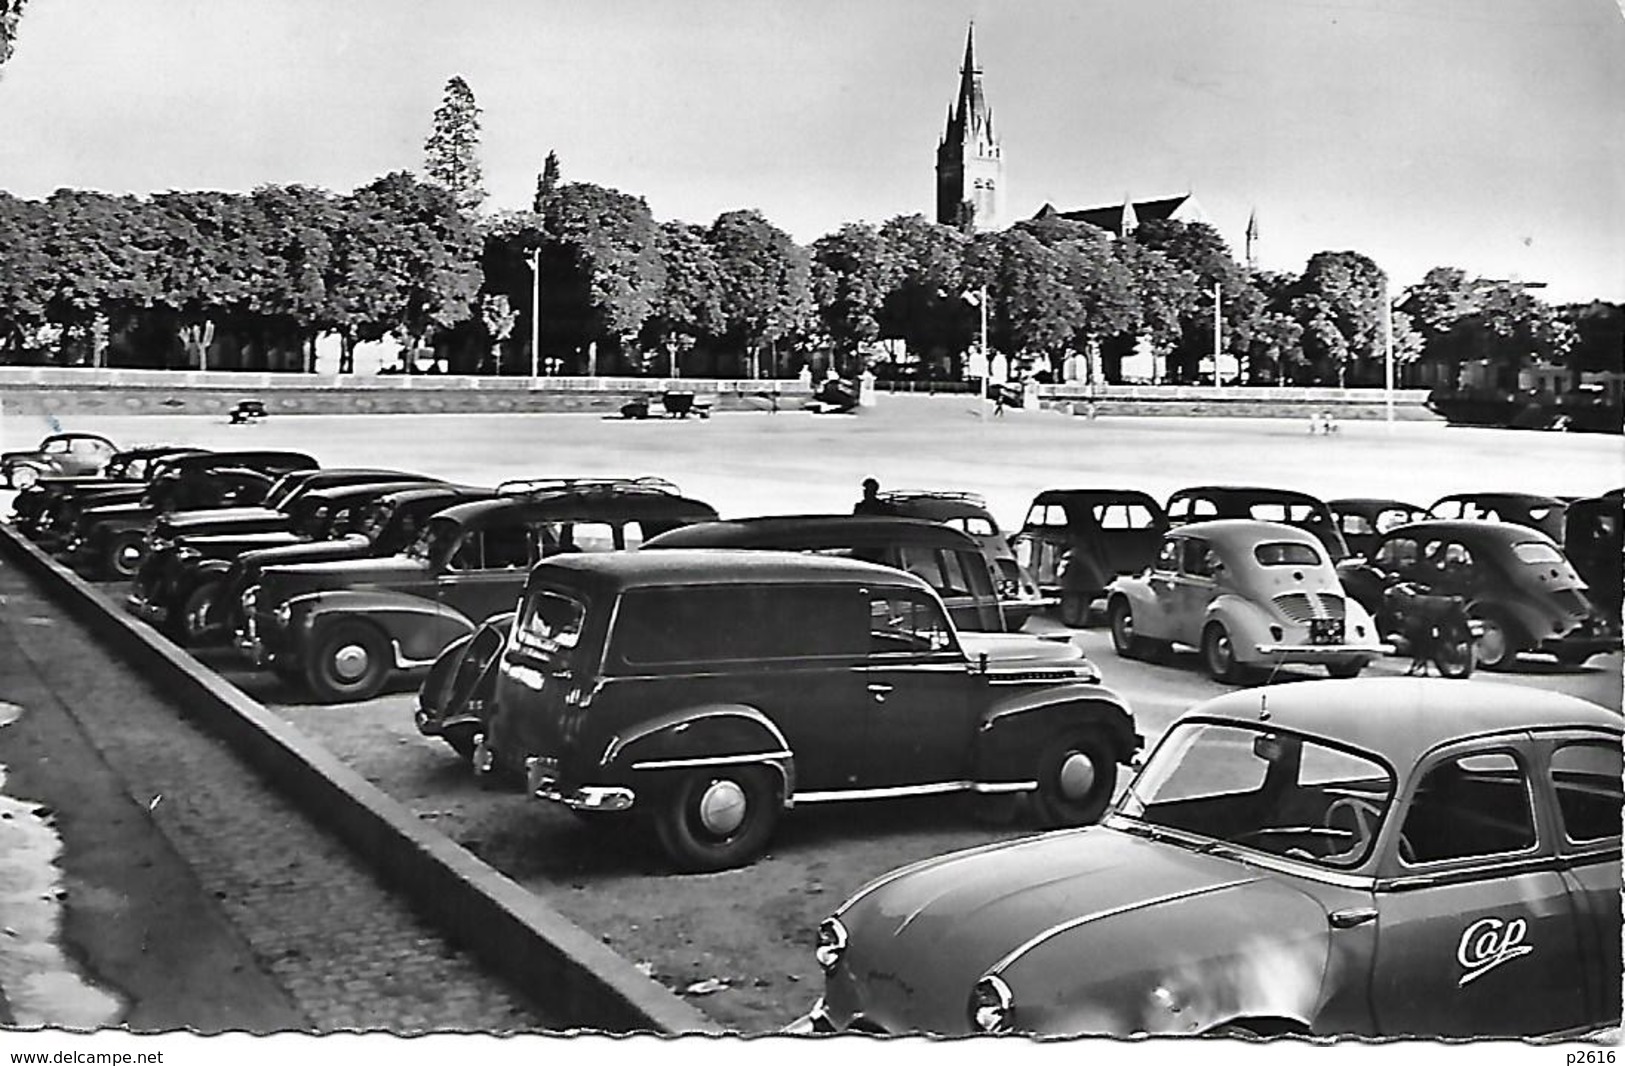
[854,478,892,515]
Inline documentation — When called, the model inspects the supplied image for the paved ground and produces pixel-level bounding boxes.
[0,555,556,1033]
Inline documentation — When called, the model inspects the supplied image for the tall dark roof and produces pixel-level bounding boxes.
[1033,194,1200,237]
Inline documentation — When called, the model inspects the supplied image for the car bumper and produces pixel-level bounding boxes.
[126,592,168,627]
[413,707,484,738]
[1254,642,1392,660]
[1540,632,1623,658]
[524,758,636,812]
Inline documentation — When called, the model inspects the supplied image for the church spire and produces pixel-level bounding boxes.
[952,21,990,140]
[935,20,1003,232]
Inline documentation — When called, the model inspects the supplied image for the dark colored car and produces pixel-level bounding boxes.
[1563,495,1623,620]
[1011,489,1169,626]
[1166,485,1350,562]
[8,445,207,543]
[128,477,440,644]
[641,514,1006,631]
[2,432,118,489]
[1426,492,1569,542]
[1339,520,1621,669]
[800,678,1621,1038]
[477,550,1139,871]
[871,489,1047,628]
[239,480,718,702]
[1328,497,1428,560]
[65,451,320,579]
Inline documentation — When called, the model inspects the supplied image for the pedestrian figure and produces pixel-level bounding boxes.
[854,477,890,515]
[993,384,1006,417]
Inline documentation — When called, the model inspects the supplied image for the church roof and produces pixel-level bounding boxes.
[1033,194,1204,236]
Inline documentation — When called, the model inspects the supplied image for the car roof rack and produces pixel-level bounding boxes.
[496,475,682,498]
[877,489,988,508]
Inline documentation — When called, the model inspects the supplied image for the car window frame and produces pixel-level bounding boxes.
[1393,742,1544,874]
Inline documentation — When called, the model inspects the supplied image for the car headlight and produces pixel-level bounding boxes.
[969,975,1014,1033]
[814,918,848,972]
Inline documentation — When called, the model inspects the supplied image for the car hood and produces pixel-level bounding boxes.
[158,507,285,534]
[259,555,429,600]
[828,826,1332,1035]
[237,536,372,575]
[959,631,1087,669]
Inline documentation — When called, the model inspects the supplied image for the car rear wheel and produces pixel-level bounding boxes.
[176,583,222,646]
[653,766,780,872]
[1468,608,1519,672]
[1030,730,1116,828]
[104,532,146,580]
[1108,599,1156,661]
[1202,622,1249,684]
[305,621,392,703]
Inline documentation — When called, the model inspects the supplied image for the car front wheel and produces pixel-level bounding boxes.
[104,532,146,580]
[1108,599,1160,661]
[176,582,223,646]
[305,621,392,703]
[1469,608,1519,672]
[1030,730,1116,828]
[9,466,40,490]
[653,766,780,872]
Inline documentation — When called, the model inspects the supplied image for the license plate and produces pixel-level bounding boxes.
[1311,618,1345,645]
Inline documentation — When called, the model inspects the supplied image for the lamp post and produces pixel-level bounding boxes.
[1384,284,1395,427]
[978,284,989,417]
[529,247,542,380]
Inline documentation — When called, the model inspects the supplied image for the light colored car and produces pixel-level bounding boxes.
[799,678,1622,1038]
[1105,519,1387,682]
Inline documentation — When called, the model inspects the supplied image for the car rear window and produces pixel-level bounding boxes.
[1254,542,1323,567]
[613,584,865,664]
[1511,542,1563,566]
[1551,742,1622,844]
[514,589,587,662]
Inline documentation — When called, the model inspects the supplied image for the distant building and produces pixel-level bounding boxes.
[1031,193,1209,238]
[935,23,1004,233]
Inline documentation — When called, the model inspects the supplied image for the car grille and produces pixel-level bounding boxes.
[1273,591,1347,623]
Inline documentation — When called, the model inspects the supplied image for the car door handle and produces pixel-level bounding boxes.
[867,683,894,701]
[1328,907,1378,929]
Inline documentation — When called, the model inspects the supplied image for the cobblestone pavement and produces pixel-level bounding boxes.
[0,555,557,1033]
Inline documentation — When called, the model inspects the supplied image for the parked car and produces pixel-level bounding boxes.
[1426,492,1568,542]
[1327,497,1428,560]
[1104,519,1387,682]
[476,550,1139,871]
[64,451,319,579]
[1563,495,1623,621]
[1166,485,1350,561]
[2,432,118,489]
[642,514,1006,631]
[872,489,1047,627]
[1011,489,1168,626]
[8,445,207,541]
[238,479,718,702]
[1338,520,1621,669]
[129,477,439,644]
[799,678,1621,1038]
[415,609,516,761]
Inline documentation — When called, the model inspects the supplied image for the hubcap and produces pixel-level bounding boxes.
[1210,632,1233,670]
[1115,610,1133,645]
[117,544,142,571]
[332,643,370,682]
[1056,751,1097,801]
[14,468,38,489]
[1476,623,1506,665]
[696,778,748,837]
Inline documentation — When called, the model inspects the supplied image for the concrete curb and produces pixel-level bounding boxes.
[0,523,722,1036]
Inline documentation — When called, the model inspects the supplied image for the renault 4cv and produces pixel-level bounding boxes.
[476,550,1139,872]
[1166,485,1351,562]
[240,478,717,702]
[798,678,1621,1039]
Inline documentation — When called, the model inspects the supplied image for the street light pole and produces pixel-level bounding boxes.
[1384,284,1395,428]
[528,247,541,379]
[979,284,989,421]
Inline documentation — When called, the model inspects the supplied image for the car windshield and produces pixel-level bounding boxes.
[513,588,587,663]
[1511,541,1564,566]
[1254,542,1323,567]
[1118,721,1395,870]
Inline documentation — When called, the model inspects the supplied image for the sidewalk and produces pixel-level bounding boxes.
[0,553,555,1033]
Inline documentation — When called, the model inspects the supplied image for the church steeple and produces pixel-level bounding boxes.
[936,21,1004,232]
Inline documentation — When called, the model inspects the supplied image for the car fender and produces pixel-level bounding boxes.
[975,686,1139,780]
[1205,594,1275,662]
[1106,577,1169,640]
[604,704,794,800]
[1466,591,1547,648]
[289,589,469,669]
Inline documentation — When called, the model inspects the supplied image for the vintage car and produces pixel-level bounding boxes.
[1563,495,1623,620]
[1,432,118,489]
[1426,492,1569,542]
[415,608,516,760]
[1339,520,1621,669]
[128,477,439,644]
[64,450,319,579]
[1327,497,1428,560]
[475,550,1139,871]
[799,678,1621,1038]
[869,489,1047,628]
[1105,520,1387,682]
[641,514,1007,632]
[1166,485,1350,562]
[238,479,718,702]
[8,445,207,542]
[1011,489,1169,626]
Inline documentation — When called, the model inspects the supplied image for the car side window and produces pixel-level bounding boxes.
[621,521,646,550]
[1374,508,1413,533]
[868,591,955,656]
[1182,539,1218,578]
[1400,751,1537,865]
[1374,536,1419,573]
[566,521,619,553]
[1430,500,1463,520]
[1167,497,1190,520]
[1027,504,1065,527]
[1550,743,1623,844]
[1339,513,1375,536]
[482,524,530,568]
[1190,498,1218,518]
[448,533,483,570]
[43,439,68,454]
[1156,538,1181,572]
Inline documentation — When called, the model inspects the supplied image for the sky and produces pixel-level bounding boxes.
[0,0,1622,304]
